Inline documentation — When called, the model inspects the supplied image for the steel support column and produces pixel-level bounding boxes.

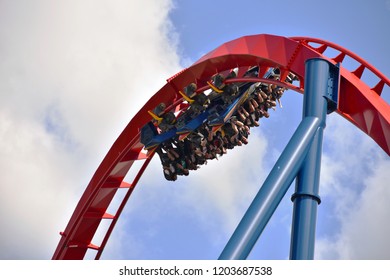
[289,58,339,259]
[219,116,321,260]
[219,58,339,260]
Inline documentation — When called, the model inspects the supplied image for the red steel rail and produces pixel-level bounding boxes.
[52,34,389,260]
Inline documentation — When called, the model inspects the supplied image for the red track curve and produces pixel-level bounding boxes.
[52,34,389,260]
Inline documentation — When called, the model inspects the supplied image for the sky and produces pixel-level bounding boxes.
[0,0,389,260]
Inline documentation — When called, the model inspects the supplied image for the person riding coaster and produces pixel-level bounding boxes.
[141,67,296,181]
[176,83,210,129]
[147,102,177,133]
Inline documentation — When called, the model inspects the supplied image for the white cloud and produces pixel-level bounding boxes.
[315,115,390,259]
[0,0,180,259]
[178,131,270,233]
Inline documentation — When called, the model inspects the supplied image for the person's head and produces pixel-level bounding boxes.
[184,83,197,98]
[155,103,166,116]
[213,73,225,88]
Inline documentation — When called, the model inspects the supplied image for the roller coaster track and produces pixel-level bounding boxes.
[52,34,389,260]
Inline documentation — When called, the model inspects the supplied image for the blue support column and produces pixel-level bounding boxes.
[219,116,321,260]
[219,58,339,260]
[289,58,339,259]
